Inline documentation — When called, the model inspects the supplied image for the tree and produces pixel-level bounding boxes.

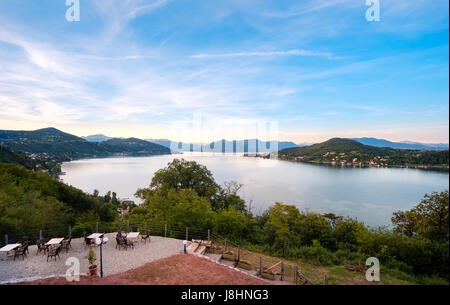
[223,181,243,195]
[142,188,213,229]
[111,192,119,205]
[135,158,247,212]
[392,191,449,243]
[136,158,220,203]
[104,191,112,203]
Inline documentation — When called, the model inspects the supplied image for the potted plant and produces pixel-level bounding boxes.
[85,248,97,276]
[261,269,275,280]
[237,259,253,270]
[222,250,235,261]
[209,245,222,254]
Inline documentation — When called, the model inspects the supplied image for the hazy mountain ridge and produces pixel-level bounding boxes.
[351,137,449,151]
[146,138,298,153]
[82,134,112,142]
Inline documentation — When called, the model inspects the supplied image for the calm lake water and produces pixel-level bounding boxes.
[61,153,449,227]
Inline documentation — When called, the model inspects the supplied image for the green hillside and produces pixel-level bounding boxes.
[0,145,61,176]
[278,138,449,169]
[100,137,172,155]
[0,162,118,244]
[0,145,37,169]
[0,127,171,161]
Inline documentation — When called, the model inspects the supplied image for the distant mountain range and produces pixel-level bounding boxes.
[351,137,448,151]
[0,128,171,162]
[82,134,112,142]
[84,134,448,152]
[146,138,299,153]
[277,138,449,170]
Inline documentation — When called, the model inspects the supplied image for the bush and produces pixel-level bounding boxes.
[297,240,339,266]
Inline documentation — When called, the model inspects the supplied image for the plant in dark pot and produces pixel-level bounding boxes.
[85,248,97,276]
[261,269,275,280]
[237,259,253,270]
[222,251,235,261]
[210,245,222,254]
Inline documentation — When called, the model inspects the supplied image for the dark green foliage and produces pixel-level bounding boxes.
[0,145,61,176]
[0,162,118,243]
[136,158,248,212]
[392,191,449,243]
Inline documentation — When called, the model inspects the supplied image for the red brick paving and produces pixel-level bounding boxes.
[12,254,271,285]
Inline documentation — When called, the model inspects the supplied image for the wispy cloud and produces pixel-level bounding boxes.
[0,0,448,143]
[190,49,337,59]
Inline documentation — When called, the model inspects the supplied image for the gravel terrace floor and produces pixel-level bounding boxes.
[0,233,183,283]
[8,254,271,285]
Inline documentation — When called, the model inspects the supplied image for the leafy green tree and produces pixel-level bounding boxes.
[213,207,248,240]
[104,191,112,203]
[111,192,119,205]
[136,158,247,212]
[136,158,220,202]
[392,190,449,243]
[142,188,213,229]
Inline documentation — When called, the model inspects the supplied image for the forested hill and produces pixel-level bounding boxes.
[0,145,38,169]
[0,145,61,176]
[0,162,118,243]
[278,138,449,169]
[0,127,171,161]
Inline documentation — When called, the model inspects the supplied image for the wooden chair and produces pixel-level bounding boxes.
[84,237,94,249]
[125,238,134,250]
[36,240,49,255]
[13,245,27,261]
[141,230,151,243]
[115,237,126,250]
[60,237,72,253]
[47,245,62,262]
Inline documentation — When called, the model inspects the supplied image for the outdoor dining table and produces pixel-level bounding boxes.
[87,233,104,240]
[45,238,64,248]
[125,232,140,240]
[0,243,22,253]
[0,243,22,260]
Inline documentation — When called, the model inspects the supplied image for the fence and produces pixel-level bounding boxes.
[208,232,316,285]
[1,220,318,284]
[0,220,212,248]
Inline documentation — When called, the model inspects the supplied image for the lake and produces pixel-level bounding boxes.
[61,153,449,227]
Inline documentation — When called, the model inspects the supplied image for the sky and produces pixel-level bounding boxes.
[0,0,448,144]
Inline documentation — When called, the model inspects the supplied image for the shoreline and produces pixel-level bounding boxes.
[246,154,449,173]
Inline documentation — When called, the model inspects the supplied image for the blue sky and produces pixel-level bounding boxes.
[0,0,448,143]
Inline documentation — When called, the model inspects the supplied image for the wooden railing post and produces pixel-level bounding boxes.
[164,224,167,237]
[96,222,98,233]
[294,266,298,284]
[4,234,8,245]
[207,229,210,241]
[281,262,284,281]
[68,225,71,238]
[259,256,262,277]
[186,227,188,241]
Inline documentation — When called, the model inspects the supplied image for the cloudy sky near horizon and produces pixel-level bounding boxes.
[0,0,448,144]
